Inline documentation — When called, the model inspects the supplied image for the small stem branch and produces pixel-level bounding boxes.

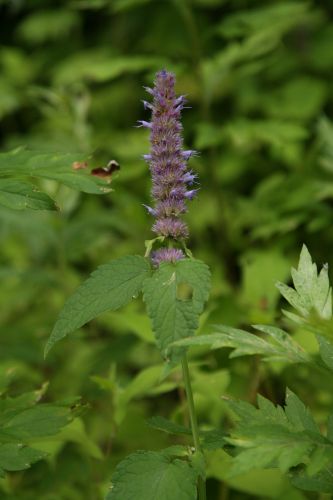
[181,354,206,500]
[181,355,200,450]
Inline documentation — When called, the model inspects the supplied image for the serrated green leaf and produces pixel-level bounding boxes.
[253,324,309,361]
[174,324,309,364]
[32,161,112,194]
[314,268,331,319]
[0,389,80,475]
[0,386,49,418]
[0,179,57,211]
[0,148,112,195]
[2,405,72,440]
[277,245,332,320]
[143,259,210,363]
[225,390,333,478]
[282,309,333,342]
[0,444,46,474]
[307,446,331,476]
[106,449,198,500]
[45,255,150,355]
[291,245,317,310]
[290,465,333,493]
[228,440,310,476]
[284,389,319,433]
[318,335,333,371]
[227,396,287,429]
[275,282,309,316]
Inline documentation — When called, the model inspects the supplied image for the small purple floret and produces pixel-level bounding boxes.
[143,204,157,216]
[143,86,155,96]
[181,171,197,184]
[185,189,199,200]
[137,120,152,128]
[182,150,198,160]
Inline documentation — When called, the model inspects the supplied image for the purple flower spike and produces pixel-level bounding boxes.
[140,70,199,264]
[141,70,199,235]
[151,248,185,267]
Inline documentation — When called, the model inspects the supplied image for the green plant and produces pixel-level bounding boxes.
[2,1,333,498]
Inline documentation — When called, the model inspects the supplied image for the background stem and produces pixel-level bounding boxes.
[181,354,206,500]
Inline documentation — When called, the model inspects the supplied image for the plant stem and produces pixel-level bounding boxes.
[181,354,206,500]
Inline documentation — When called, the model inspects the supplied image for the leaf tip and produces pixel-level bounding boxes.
[44,340,53,359]
[301,243,309,254]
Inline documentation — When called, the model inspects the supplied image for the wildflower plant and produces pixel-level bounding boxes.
[46,70,211,500]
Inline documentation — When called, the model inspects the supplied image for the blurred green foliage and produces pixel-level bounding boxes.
[1,0,333,498]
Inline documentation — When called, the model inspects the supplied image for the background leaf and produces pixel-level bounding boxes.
[174,324,310,364]
[0,388,81,476]
[0,149,112,195]
[276,245,332,320]
[0,179,57,211]
[0,444,46,476]
[106,449,198,500]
